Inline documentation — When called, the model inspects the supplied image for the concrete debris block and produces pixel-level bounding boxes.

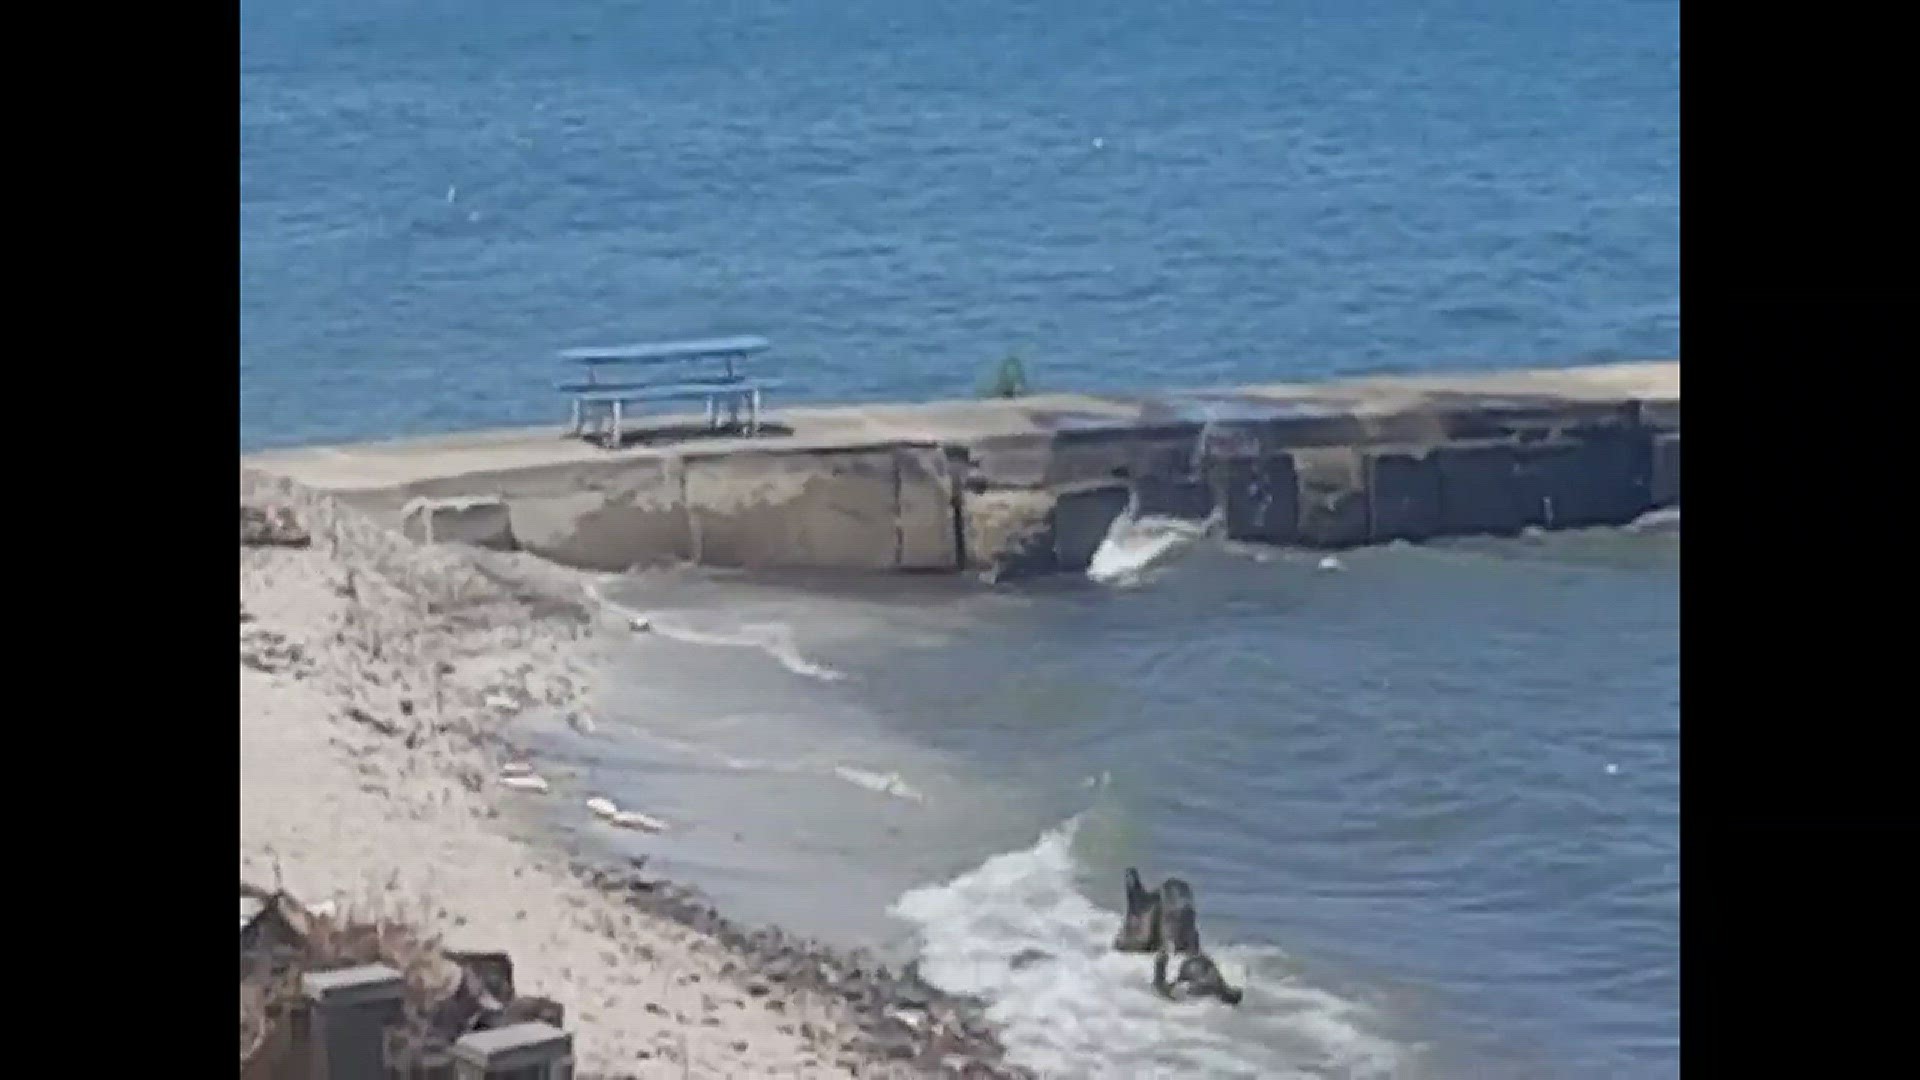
[304,965,408,1080]
[1291,447,1370,546]
[961,481,1133,577]
[241,504,311,547]
[451,1021,574,1075]
[1049,482,1133,569]
[401,495,518,552]
[445,950,517,1005]
[960,488,1056,577]
[302,963,407,1008]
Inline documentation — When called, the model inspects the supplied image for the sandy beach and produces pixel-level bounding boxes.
[239,470,1024,1078]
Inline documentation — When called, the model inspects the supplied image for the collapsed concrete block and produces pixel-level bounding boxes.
[401,495,517,551]
[959,481,1131,577]
[452,1022,574,1079]
[1292,447,1369,546]
[960,488,1055,576]
[1051,482,1133,569]
[303,964,407,1080]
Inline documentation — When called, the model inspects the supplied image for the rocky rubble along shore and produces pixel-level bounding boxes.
[239,469,1031,1078]
[577,861,1033,1080]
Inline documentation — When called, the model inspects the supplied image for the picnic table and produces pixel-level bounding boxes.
[555,335,775,445]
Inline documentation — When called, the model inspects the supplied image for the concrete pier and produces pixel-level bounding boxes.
[243,362,1679,576]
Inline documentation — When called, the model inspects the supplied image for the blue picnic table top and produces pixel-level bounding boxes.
[557,335,770,365]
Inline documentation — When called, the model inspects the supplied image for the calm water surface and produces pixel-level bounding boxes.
[240,0,1677,448]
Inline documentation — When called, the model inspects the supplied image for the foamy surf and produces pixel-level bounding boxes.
[889,819,1405,1079]
[600,726,930,804]
[1626,507,1681,534]
[649,621,848,682]
[587,584,846,682]
[1086,510,1221,586]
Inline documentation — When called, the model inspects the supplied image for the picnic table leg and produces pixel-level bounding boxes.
[569,398,582,436]
[706,395,717,430]
[728,392,741,432]
[750,387,762,436]
[611,399,623,448]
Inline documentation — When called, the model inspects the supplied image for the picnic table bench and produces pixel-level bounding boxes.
[556,335,776,445]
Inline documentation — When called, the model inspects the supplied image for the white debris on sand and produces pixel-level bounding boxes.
[610,809,670,833]
[238,469,882,1078]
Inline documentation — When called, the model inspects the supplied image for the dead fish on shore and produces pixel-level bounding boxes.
[584,795,669,832]
[610,810,668,833]
[833,765,926,804]
[498,767,550,794]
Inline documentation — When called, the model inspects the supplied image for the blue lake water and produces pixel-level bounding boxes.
[243,2,1680,1075]
[240,0,1677,450]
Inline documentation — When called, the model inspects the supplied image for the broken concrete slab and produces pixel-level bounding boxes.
[401,495,517,551]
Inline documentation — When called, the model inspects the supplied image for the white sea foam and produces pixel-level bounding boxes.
[647,621,847,682]
[1625,507,1681,534]
[1086,511,1220,587]
[889,819,1405,1079]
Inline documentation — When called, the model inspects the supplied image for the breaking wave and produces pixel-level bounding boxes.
[1086,510,1222,587]
[888,818,1407,1079]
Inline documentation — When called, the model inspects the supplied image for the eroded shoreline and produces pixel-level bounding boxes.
[238,468,1030,1078]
